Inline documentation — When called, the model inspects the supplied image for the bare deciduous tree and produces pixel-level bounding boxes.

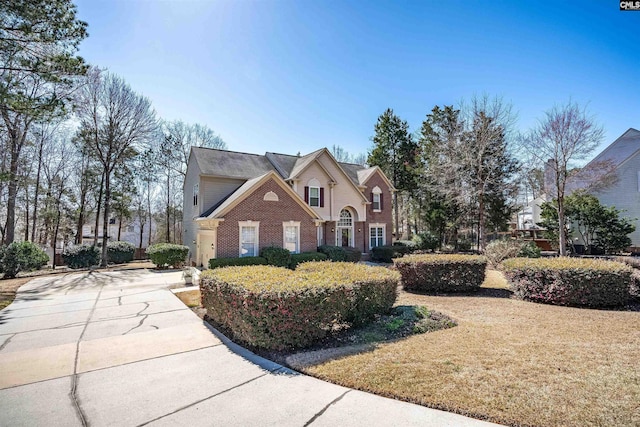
[75,68,157,266]
[523,101,604,256]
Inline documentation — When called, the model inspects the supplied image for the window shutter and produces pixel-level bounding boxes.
[380,193,384,210]
[320,187,325,207]
[370,192,374,207]
[304,186,309,203]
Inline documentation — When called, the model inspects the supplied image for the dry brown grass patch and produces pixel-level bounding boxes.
[303,269,640,426]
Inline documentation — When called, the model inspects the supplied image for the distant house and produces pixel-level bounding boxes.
[579,128,640,247]
[81,216,158,249]
[183,147,395,267]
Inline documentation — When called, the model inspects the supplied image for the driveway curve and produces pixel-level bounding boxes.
[0,269,499,426]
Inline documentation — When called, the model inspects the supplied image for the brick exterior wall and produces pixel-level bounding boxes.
[364,171,394,249]
[215,178,318,258]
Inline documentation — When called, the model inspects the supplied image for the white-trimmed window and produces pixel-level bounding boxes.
[309,186,320,207]
[239,221,259,257]
[193,183,199,206]
[371,186,382,211]
[369,224,385,249]
[283,221,300,253]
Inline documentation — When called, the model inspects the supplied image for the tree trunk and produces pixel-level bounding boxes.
[31,140,44,242]
[147,181,152,247]
[166,172,171,243]
[393,191,399,241]
[101,171,111,267]
[93,172,105,246]
[478,193,486,251]
[139,221,144,249]
[558,198,567,256]
[4,150,20,245]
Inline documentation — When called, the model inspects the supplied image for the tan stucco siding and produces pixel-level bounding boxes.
[295,162,332,219]
[316,152,366,221]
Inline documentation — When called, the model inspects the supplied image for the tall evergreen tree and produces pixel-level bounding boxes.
[0,0,88,244]
[368,108,419,238]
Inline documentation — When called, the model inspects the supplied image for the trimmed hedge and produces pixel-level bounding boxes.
[318,245,347,261]
[371,245,411,263]
[317,245,361,263]
[260,246,291,268]
[297,262,398,326]
[200,261,399,350]
[63,244,100,269]
[288,252,328,269]
[0,241,49,278]
[209,256,268,269]
[107,241,135,264]
[394,254,488,293]
[344,246,362,262]
[503,257,633,308]
[146,243,189,269]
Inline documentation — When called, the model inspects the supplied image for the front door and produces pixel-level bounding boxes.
[341,228,351,247]
[198,232,216,267]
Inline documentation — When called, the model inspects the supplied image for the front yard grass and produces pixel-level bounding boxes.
[301,270,640,426]
[0,277,32,310]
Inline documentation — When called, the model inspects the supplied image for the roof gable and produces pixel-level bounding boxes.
[587,128,640,169]
[201,171,321,220]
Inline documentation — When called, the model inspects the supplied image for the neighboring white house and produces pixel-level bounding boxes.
[580,128,640,247]
[80,215,158,248]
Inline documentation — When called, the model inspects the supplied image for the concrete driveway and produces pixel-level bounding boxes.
[0,269,500,426]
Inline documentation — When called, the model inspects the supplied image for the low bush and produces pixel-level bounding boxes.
[62,244,100,269]
[412,232,439,251]
[200,261,399,350]
[519,241,542,258]
[0,241,49,278]
[503,257,632,308]
[288,252,328,269]
[484,239,541,267]
[318,245,346,261]
[209,256,268,269]
[393,240,417,249]
[107,241,135,264]
[370,245,411,263]
[260,246,291,268]
[343,246,362,262]
[394,254,488,293]
[146,243,189,269]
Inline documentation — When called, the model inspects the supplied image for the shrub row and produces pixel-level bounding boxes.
[209,256,268,269]
[317,245,361,262]
[394,254,488,293]
[0,241,49,279]
[208,252,329,270]
[146,243,188,269]
[200,261,399,350]
[503,257,633,308]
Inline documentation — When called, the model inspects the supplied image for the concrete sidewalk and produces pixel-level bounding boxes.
[0,269,500,426]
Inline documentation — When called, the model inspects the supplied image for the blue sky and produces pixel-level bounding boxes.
[74,0,640,159]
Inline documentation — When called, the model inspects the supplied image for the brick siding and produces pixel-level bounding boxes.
[216,178,318,258]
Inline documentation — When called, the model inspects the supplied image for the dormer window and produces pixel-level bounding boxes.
[304,180,324,207]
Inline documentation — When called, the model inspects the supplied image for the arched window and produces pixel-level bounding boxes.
[338,209,352,227]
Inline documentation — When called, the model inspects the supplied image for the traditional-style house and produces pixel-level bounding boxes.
[183,147,395,266]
